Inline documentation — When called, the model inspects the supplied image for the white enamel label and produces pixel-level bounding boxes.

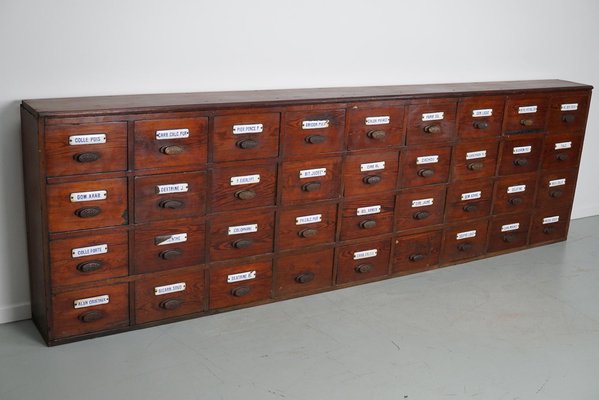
[230,174,261,186]
[466,150,487,160]
[555,141,572,150]
[360,161,385,172]
[456,230,477,240]
[561,103,578,111]
[543,216,560,224]
[353,249,378,260]
[513,146,532,154]
[155,128,189,140]
[421,112,444,121]
[154,282,186,296]
[412,198,434,208]
[472,108,493,118]
[233,123,263,134]
[228,224,258,235]
[74,295,109,309]
[501,223,520,232]
[416,155,439,164]
[507,184,526,194]
[518,105,538,114]
[299,168,327,179]
[71,244,108,258]
[549,178,566,187]
[68,134,106,146]
[156,183,188,194]
[227,270,256,283]
[356,205,381,216]
[302,120,329,129]
[69,190,107,202]
[461,191,482,201]
[295,214,322,225]
[365,116,390,125]
[155,233,188,246]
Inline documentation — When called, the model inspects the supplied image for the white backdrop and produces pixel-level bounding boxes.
[1,0,598,323]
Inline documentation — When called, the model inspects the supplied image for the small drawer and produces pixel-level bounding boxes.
[504,95,549,133]
[336,239,391,285]
[208,209,275,262]
[45,122,127,177]
[346,103,405,150]
[339,194,395,241]
[392,230,442,275]
[457,96,505,139]
[343,151,399,196]
[395,185,446,231]
[212,112,280,162]
[487,213,531,253]
[51,283,129,339]
[277,203,337,250]
[282,109,345,158]
[399,145,452,188]
[134,117,208,171]
[47,178,127,233]
[133,221,205,274]
[134,269,204,324]
[49,230,128,287]
[492,173,537,215]
[441,219,489,263]
[406,101,457,145]
[209,260,272,309]
[497,135,543,175]
[535,169,578,209]
[541,133,583,171]
[134,171,206,223]
[547,91,590,134]
[529,208,571,245]
[451,139,499,181]
[445,178,493,222]
[275,248,334,297]
[280,157,342,205]
[210,162,277,212]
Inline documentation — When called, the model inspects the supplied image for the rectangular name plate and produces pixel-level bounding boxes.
[357,205,381,216]
[230,174,261,186]
[154,282,186,296]
[296,214,322,225]
[501,223,520,232]
[549,178,566,187]
[233,123,263,134]
[69,133,106,146]
[422,112,444,121]
[353,249,378,260]
[74,295,109,309]
[472,108,493,118]
[507,184,526,194]
[302,120,329,130]
[156,183,188,194]
[466,150,487,160]
[365,116,390,125]
[416,155,439,164]
[543,216,560,224]
[156,128,189,140]
[461,191,482,201]
[513,146,532,154]
[412,198,434,208]
[227,270,256,283]
[228,224,258,235]
[561,103,578,111]
[72,244,108,258]
[70,190,107,202]
[299,168,326,179]
[155,233,187,246]
[456,230,477,240]
[360,161,385,172]
[518,105,537,114]
[555,141,572,150]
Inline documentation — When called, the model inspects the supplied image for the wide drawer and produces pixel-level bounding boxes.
[282,109,345,158]
[339,194,395,241]
[535,169,578,209]
[392,230,442,275]
[280,157,342,205]
[336,238,391,285]
[395,185,446,231]
[497,135,544,175]
[504,94,549,133]
[275,248,334,297]
[492,173,537,215]
[457,96,505,139]
[406,101,457,144]
[441,219,489,263]
[209,260,272,309]
[346,103,405,150]
[541,133,583,171]
[451,139,499,181]
[343,151,399,196]
[399,145,452,188]
[487,213,531,253]
[277,203,337,250]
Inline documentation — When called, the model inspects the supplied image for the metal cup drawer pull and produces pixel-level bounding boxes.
[231,286,252,297]
[355,264,373,273]
[76,260,104,273]
[77,310,105,323]
[467,162,484,171]
[409,253,425,262]
[363,175,382,185]
[423,125,441,134]
[463,204,478,212]
[158,199,185,209]
[74,152,100,163]
[555,153,569,161]
[457,242,474,252]
[513,158,528,166]
[295,272,315,284]
[359,220,377,229]
[235,189,257,200]
[302,181,321,192]
[472,121,489,129]
[75,206,102,218]
[520,119,534,127]
[413,211,430,220]
[298,228,319,238]
[159,249,183,260]
[562,114,575,123]
[159,298,183,310]
[160,145,184,155]
[509,197,524,205]
[236,138,258,149]
[503,234,516,243]
[232,239,253,249]
[305,135,326,144]
[417,168,435,177]
[367,130,386,140]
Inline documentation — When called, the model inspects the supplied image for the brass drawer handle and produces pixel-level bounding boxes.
[359,219,377,229]
[236,139,258,149]
[409,253,425,262]
[520,119,534,127]
[543,226,556,234]
[555,153,569,161]
[417,168,435,178]
[78,310,104,323]
[467,162,484,171]
[550,190,564,198]
[305,135,326,144]
[231,286,251,297]
[503,234,516,243]
[463,204,478,212]
[74,152,100,163]
[158,199,185,209]
[355,264,373,274]
[457,242,473,252]
[74,206,101,218]
[473,121,489,129]
[423,125,441,134]
[362,175,382,185]
[159,298,183,310]
[235,189,256,200]
[160,145,184,155]
[301,182,321,192]
[232,239,253,249]
[562,114,575,123]
[295,272,315,284]
[413,211,430,220]
[298,228,318,238]
[367,130,386,140]
[160,248,183,260]
[513,158,528,166]
[76,260,103,273]
[508,196,523,205]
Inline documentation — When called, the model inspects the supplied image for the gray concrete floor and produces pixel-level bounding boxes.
[1,216,599,400]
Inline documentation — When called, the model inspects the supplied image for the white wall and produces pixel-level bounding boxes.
[1,0,598,323]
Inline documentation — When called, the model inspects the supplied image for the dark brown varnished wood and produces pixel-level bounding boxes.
[395,185,447,231]
[275,248,334,297]
[336,238,391,285]
[277,203,337,250]
[393,230,442,275]
[339,194,395,241]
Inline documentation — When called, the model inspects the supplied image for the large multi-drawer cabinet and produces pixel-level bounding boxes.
[21,80,592,345]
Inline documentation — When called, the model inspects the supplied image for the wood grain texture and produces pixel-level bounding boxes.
[342,151,399,197]
[335,238,391,285]
[393,230,442,275]
[275,248,334,297]
[339,194,395,241]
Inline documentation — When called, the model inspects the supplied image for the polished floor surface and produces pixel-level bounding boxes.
[1,216,598,400]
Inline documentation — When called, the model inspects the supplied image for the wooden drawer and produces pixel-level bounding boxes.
[487,213,531,253]
[134,221,205,274]
[339,194,394,241]
[457,96,505,139]
[547,91,590,134]
[134,171,206,223]
[406,101,457,144]
[45,122,127,177]
[395,185,446,231]
[134,269,204,324]
[275,248,334,297]
[492,173,537,215]
[497,135,544,175]
[49,230,128,287]
[392,230,442,275]
[336,239,391,285]
[441,219,489,263]
[51,283,129,338]
[134,117,207,171]
[541,133,583,171]
[504,94,549,133]
[212,112,280,162]
[282,109,345,158]
[210,162,276,212]
[280,157,342,205]
[445,178,493,222]
[399,145,452,188]
[208,209,275,261]
[451,139,499,181]
[346,103,405,150]
[343,151,399,196]
[530,208,571,245]
[47,178,127,233]
[209,260,272,309]
[536,169,578,209]
[277,203,337,250]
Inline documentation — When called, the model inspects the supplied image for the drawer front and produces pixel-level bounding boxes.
[212,112,280,162]
[209,260,272,309]
[134,270,204,324]
[47,178,127,233]
[535,169,578,209]
[541,133,583,171]
[445,178,493,222]
[457,96,505,139]
[441,219,489,263]
[343,151,399,196]
[280,157,342,205]
[406,101,457,145]
[497,135,544,175]
[395,185,446,231]
[451,139,499,181]
[210,163,277,212]
[399,145,452,188]
[492,173,537,215]
[134,171,206,223]
[277,203,337,250]
[504,95,549,133]
[346,104,405,150]
[275,248,334,297]
[339,194,395,241]
[134,117,208,171]
[208,209,275,261]
[283,109,345,157]
[50,230,128,287]
[133,222,205,274]
[51,283,129,339]
[530,208,571,245]
[45,122,127,177]
[547,91,590,134]
[392,230,442,275]
[487,213,531,253]
[336,239,391,284]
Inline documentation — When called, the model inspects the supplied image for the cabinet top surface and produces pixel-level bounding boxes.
[22,79,592,117]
